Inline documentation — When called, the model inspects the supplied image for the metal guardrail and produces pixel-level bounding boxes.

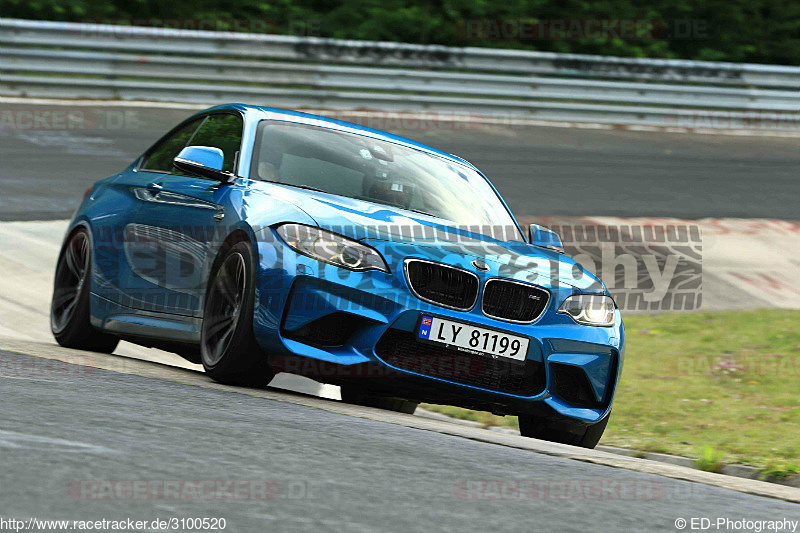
[1,18,798,130]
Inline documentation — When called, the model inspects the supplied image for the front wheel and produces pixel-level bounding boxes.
[518,412,610,449]
[201,240,274,387]
[50,228,119,353]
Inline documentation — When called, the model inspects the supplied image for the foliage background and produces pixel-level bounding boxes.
[2,0,798,65]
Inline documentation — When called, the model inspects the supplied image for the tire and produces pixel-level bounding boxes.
[340,385,418,414]
[518,412,610,449]
[174,347,201,365]
[50,228,119,353]
[201,240,274,387]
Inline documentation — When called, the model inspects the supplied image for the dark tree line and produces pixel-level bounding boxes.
[2,0,798,65]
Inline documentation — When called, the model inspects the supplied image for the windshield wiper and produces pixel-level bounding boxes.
[268,182,327,193]
[408,208,438,218]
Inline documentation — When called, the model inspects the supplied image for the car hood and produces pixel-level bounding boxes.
[267,185,604,291]
[367,238,603,291]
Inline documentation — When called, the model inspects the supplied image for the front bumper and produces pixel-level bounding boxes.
[252,234,624,423]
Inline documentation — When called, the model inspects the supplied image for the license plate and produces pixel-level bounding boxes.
[416,315,529,362]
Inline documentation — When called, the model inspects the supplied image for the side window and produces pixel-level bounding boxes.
[188,113,244,173]
[141,117,204,173]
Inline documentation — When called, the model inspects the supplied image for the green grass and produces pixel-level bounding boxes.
[695,446,726,473]
[422,310,800,476]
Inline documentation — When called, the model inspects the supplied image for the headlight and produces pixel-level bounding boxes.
[558,295,616,327]
[276,223,389,273]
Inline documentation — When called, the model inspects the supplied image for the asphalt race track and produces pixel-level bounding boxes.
[2,348,799,532]
[1,100,799,530]
[1,101,799,221]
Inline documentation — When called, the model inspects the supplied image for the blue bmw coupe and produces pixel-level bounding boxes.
[51,104,623,447]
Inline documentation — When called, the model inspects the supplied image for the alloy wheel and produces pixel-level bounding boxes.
[203,252,247,366]
[51,231,90,333]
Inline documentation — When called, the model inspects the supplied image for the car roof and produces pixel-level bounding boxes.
[202,103,479,171]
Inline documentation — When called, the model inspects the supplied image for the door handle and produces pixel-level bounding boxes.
[137,181,222,215]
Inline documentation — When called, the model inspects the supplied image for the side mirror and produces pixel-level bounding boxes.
[173,146,236,183]
[529,224,564,253]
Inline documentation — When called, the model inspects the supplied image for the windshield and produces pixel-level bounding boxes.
[252,121,524,241]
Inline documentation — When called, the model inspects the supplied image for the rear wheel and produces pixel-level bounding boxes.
[50,228,119,353]
[340,385,418,414]
[518,412,610,449]
[201,240,274,387]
